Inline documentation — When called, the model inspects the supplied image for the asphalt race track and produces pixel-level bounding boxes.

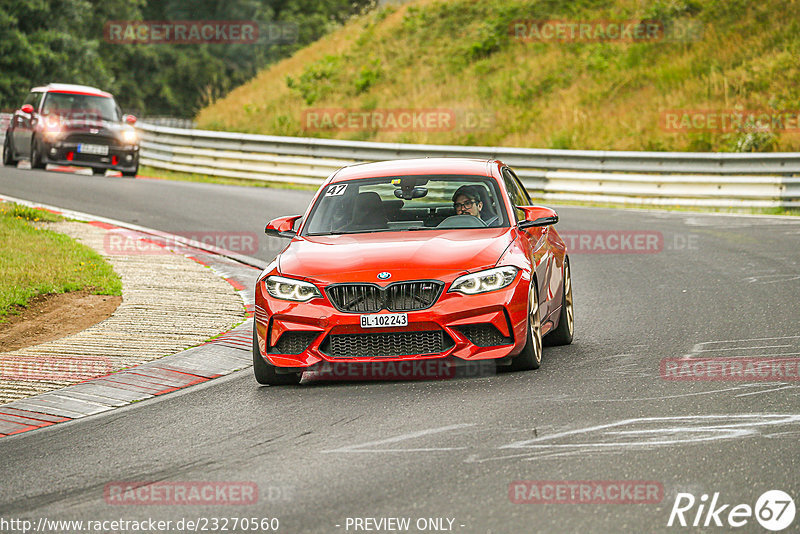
[1,166,800,533]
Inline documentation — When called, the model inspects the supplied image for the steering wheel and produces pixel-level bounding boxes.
[437,215,488,229]
[482,215,499,227]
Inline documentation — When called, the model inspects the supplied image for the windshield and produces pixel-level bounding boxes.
[41,92,119,121]
[303,175,509,236]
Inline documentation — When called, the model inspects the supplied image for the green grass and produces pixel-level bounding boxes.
[197,0,800,152]
[2,203,64,223]
[138,165,319,191]
[0,203,122,320]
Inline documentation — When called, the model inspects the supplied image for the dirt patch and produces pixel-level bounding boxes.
[0,291,122,352]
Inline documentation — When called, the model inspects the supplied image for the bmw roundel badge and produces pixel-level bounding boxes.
[377,272,391,280]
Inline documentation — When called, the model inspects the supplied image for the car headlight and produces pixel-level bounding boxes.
[121,129,138,145]
[42,129,62,142]
[42,123,63,142]
[449,266,518,295]
[265,275,322,302]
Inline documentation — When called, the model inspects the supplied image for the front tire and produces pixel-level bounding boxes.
[509,279,543,371]
[253,324,302,385]
[3,135,18,166]
[30,139,46,169]
[545,258,574,346]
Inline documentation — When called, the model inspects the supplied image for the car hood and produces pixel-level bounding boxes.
[278,228,515,284]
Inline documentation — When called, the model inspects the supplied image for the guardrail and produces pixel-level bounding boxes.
[18,119,787,208]
[140,117,197,129]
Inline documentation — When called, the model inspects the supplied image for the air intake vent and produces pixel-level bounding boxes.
[322,330,454,358]
[269,331,319,355]
[456,324,513,347]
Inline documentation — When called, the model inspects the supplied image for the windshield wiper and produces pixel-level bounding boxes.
[309,229,393,236]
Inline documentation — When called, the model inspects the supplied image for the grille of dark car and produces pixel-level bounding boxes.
[322,330,454,358]
[269,331,318,355]
[70,153,101,163]
[326,281,443,313]
[456,324,513,347]
[64,133,120,147]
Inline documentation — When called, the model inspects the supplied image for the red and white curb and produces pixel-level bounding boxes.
[0,195,265,438]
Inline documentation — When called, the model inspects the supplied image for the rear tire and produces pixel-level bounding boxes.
[544,258,574,346]
[30,139,45,169]
[2,135,17,166]
[509,279,543,371]
[92,168,106,175]
[253,324,302,385]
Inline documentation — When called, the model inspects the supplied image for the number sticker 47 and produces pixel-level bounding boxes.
[326,184,348,196]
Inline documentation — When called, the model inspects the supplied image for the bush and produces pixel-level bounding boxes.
[354,60,382,93]
[286,55,342,105]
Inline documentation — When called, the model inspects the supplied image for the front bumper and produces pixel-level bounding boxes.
[254,273,531,369]
[42,140,139,171]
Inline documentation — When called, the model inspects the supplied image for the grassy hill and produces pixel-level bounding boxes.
[196,0,800,152]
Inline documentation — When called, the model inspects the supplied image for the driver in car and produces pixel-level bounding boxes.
[452,185,486,220]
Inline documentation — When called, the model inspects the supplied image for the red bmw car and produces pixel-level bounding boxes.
[253,158,573,385]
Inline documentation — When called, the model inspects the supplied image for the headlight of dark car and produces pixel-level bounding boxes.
[120,129,138,145]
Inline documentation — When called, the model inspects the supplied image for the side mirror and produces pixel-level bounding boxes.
[517,206,558,229]
[265,215,302,238]
[21,104,34,114]
[123,114,137,125]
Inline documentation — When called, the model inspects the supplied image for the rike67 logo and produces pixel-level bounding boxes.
[668,490,796,531]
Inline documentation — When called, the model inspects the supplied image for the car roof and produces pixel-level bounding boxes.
[31,83,113,98]
[329,158,499,183]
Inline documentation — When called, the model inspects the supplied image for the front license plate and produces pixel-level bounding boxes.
[77,143,109,155]
[360,313,408,328]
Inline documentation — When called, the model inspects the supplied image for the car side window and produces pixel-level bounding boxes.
[508,168,533,205]
[502,168,527,221]
[22,92,44,112]
[33,92,44,112]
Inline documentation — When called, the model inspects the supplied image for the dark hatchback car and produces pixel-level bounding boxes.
[3,83,139,176]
